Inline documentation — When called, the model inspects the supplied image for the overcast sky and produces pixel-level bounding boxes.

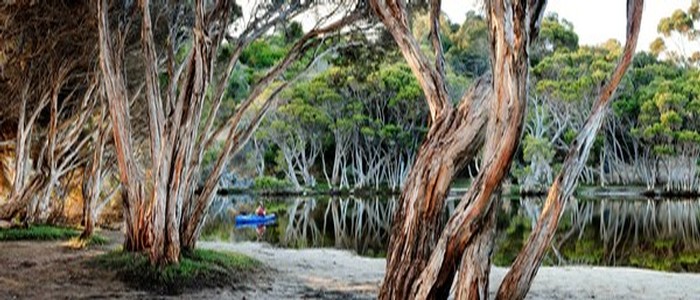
[443,0,692,52]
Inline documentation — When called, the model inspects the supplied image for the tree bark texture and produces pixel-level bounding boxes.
[97,0,151,252]
[179,8,364,252]
[454,194,498,300]
[378,77,490,300]
[496,1,644,299]
[410,2,539,297]
[80,105,111,241]
[97,0,364,264]
[374,0,546,298]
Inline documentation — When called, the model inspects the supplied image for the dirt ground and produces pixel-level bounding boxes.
[2,231,700,299]
[0,231,368,300]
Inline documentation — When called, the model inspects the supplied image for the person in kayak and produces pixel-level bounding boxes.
[256,201,266,216]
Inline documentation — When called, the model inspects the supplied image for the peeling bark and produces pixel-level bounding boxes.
[97,0,364,264]
[496,1,643,299]
[374,0,546,298]
[97,0,151,252]
[379,77,490,300]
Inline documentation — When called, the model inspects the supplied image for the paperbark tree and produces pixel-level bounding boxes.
[496,1,644,299]
[27,76,100,224]
[0,83,49,220]
[80,104,119,241]
[0,66,95,223]
[0,0,99,225]
[97,0,365,264]
[373,0,545,298]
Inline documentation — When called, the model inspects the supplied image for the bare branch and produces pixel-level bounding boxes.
[370,0,450,122]
[181,5,366,248]
[496,1,644,299]
[429,0,446,83]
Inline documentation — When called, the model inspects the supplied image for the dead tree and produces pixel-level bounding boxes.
[496,1,644,299]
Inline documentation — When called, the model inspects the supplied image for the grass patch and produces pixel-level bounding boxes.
[0,225,107,246]
[90,249,261,294]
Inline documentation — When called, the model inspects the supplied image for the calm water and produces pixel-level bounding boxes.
[202,194,700,271]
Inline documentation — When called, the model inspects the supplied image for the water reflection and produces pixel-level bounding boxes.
[202,195,700,271]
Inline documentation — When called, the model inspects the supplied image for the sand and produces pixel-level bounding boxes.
[1,235,699,299]
[200,241,700,300]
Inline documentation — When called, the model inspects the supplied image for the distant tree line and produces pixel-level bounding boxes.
[229,6,700,195]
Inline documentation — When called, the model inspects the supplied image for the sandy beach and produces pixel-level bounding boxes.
[1,236,699,299]
[201,241,700,300]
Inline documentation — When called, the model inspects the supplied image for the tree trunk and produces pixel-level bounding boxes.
[453,126,503,299]
[454,195,497,300]
[80,107,108,241]
[97,0,151,253]
[373,0,546,297]
[123,191,151,252]
[179,9,363,252]
[79,200,95,241]
[409,1,544,297]
[1,85,44,221]
[0,174,44,221]
[379,79,490,300]
[496,1,643,299]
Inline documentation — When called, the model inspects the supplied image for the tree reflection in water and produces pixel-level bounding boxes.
[202,195,700,270]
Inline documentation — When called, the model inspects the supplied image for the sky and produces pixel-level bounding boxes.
[443,0,692,52]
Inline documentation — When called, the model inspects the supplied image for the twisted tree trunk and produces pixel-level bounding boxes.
[374,0,546,298]
[379,78,490,300]
[411,2,541,297]
[454,193,498,299]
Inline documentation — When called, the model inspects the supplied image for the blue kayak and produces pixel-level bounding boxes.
[235,213,277,225]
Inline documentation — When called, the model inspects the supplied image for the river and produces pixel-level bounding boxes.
[202,193,700,272]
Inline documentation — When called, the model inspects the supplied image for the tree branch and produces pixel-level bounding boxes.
[429,0,446,84]
[495,1,643,299]
[370,0,450,122]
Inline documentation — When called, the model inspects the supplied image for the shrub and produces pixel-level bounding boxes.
[91,249,260,294]
[252,176,292,192]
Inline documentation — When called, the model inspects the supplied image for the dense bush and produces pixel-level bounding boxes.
[252,176,293,193]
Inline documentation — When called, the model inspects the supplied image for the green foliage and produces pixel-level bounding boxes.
[91,249,260,294]
[563,239,605,265]
[522,135,555,163]
[240,38,286,69]
[284,21,304,44]
[445,11,490,76]
[531,13,579,64]
[253,176,293,192]
[534,45,617,102]
[202,141,223,169]
[652,1,700,66]
[0,225,107,245]
[633,69,700,154]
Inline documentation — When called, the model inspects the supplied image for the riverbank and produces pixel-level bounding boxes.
[201,241,700,300]
[2,234,699,299]
[220,183,700,199]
